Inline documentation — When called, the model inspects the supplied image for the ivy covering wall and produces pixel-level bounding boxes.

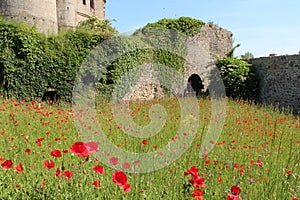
[0,16,258,101]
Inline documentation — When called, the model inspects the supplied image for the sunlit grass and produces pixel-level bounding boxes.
[0,97,299,199]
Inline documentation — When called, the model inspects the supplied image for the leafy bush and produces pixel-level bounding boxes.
[0,16,116,101]
[0,15,260,102]
[215,56,259,100]
[141,16,205,37]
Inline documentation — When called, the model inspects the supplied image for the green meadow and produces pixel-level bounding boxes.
[0,96,299,199]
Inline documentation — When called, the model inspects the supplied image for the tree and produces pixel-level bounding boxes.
[241,52,254,60]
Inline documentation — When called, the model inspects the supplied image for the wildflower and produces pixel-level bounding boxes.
[25,148,31,154]
[1,160,13,169]
[142,139,148,145]
[70,141,98,157]
[50,149,62,157]
[226,186,242,200]
[190,174,206,188]
[192,189,205,200]
[286,170,292,175]
[55,168,62,177]
[15,164,24,173]
[70,142,89,157]
[93,165,105,174]
[112,170,127,186]
[123,162,130,169]
[184,166,199,176]
[63,170,73,180]
[256,160,264,167]
[109,157,119,166]
[93,180,101,189]
[44,160,55,169]
[112,170,131,192]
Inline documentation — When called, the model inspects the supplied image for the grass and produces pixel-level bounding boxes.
[0,96,299,199]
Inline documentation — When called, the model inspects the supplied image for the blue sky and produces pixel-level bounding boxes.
[106,0,299,58]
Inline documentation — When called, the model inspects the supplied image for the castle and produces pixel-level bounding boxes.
[0,0,106,34]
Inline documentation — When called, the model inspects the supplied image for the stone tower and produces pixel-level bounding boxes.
[0,0,106,34]
[57,0,106,32]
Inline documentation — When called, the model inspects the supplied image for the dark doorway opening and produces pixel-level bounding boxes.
[187,74,205,96]
[42,88,57,103]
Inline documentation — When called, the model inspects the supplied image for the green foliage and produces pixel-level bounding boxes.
[0,16,116,101]
[76,16,118,35]
[141,16,205,37]
[216,56,259,100]
[241,51,254,60]
[99,16,205,98]
[0,16,208,101]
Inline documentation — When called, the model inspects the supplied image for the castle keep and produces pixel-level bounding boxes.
[0,0,106,34]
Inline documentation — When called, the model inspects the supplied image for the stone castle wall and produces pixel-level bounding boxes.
[127,24,233,101]
[184,23,233,92]
[249,55,300,113]
[0,0,106,34]
[0,0,58,34]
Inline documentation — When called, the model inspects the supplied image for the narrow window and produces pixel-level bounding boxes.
[83,0,86,5]
[90,0,95,9]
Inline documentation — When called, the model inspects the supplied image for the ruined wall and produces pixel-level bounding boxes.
[249,55,300,113]
[0,0,106,34]
[193,23,233,58]
[184,24,233,93]
[127,24,233,100]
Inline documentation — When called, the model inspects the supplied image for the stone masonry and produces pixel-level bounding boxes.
[0,0,106,34]
[250,54,300,113]
[128,23,233,101]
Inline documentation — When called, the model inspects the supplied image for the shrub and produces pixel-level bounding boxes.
[215,56,259,100]
[0,16,116,101]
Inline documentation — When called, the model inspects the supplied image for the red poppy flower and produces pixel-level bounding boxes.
[112,170,128,187]
[25,148,31,154]
[93,180,101,189]
[84,141,99,155]
[123,162,130,169]
[70,142,89,157]
[123,183,131,193]
[1,160,13,169]
[230,186,241,195]
[109,157,119,166]
[70,141,99,157]
[192,189,204,200]
[44,160,55,169]
[256,160,264,167]
[55,168,62,177]
[50,150,62,157]
[63,170,73,180]
[189,174,206,188]
[226,193,242,200]
[62,149,68,154]
[184,166,199,176]
[286,170,292,175]
[15,164,23,173]
[142,140,148,145]
[36,138,45,146]
[93,165,105,174]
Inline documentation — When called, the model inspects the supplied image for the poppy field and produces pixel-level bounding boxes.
[0,96,299,199]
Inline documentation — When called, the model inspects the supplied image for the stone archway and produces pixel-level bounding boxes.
[187,74,204,96]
